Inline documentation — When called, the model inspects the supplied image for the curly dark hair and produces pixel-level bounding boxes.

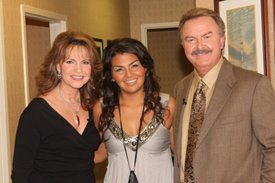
[100,37,163,130]
[36,31,102,110]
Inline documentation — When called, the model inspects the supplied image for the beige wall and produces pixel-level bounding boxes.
[3,0,130,178]
[65,0,130,45]
[128,0,215,41]
[196,0,214,9]
[129,0,196,40]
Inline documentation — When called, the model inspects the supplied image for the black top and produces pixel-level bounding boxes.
[11,98,100,183]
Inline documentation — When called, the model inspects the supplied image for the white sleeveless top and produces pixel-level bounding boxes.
[103,93,173,183]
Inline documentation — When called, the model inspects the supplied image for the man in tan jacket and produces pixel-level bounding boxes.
[173,8,275,183]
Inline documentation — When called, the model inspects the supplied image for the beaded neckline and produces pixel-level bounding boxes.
[108,115,162,150]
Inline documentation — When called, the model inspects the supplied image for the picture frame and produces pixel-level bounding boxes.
[93,38,104,58]
[214,0,267,75]
[107,40,112,45]
[262,0,271,78]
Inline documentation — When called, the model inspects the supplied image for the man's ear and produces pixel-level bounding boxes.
[220,35,225,49]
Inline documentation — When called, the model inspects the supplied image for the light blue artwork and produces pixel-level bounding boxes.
[226,5,258,71]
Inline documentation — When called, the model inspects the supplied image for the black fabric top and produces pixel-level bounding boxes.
[11,98,100,183]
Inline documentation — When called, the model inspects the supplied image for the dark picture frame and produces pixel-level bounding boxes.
[214,0,270,77]
[107,40,112,45]
[93,38,104,58]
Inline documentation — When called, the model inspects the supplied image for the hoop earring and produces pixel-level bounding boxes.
[57,72,62,80]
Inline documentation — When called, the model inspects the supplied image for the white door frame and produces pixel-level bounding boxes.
[140,21,179,48]
[20,4,67,105]
[0,0,10,182]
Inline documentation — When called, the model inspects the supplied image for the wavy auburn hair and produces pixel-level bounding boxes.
[36,31,102,110]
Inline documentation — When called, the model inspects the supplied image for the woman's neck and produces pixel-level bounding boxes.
[58,84,80,104]
[119,92,145,107]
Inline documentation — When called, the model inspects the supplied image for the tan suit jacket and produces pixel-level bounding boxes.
[173,59,275,183]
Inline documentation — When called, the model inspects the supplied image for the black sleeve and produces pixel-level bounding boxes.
[11,102,41,183]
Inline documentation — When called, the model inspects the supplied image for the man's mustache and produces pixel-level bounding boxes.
[191,49,212,56]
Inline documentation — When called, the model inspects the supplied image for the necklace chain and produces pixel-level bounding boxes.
[58,85,81,127]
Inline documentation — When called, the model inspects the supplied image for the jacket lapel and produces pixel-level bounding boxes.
[196,59,236,148]
[174,73,194,162]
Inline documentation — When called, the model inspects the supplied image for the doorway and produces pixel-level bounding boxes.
[25,18,51,100]
[20,4,67,105]
[0,0,10,182]
[141,22,193,95]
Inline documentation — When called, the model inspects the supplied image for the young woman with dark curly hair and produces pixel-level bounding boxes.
[94,38,175,183]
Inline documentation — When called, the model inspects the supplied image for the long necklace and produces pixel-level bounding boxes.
[118,102,145,177]
[58,85,81,127]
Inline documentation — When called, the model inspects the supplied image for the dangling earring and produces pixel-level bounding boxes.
[57,72,62,80]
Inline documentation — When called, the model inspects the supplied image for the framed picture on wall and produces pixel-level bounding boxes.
[214,0,270,76]
[107,40,112,45]
[93,38,104,58]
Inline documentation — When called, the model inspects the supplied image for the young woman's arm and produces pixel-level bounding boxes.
[93,100,107,164]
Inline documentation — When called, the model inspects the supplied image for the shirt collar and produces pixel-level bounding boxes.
[194,57,224,89]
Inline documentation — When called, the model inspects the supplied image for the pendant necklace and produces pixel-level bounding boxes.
[58,85,81,127]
